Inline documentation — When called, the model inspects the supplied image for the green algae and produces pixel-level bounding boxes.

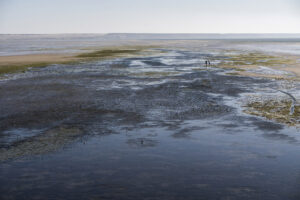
[0,60,80,76]
[226,72,240,76]
[0,126,83,161]
[76,46,157,59]
[76,49,141,58]
[235,68,246,72]
[222,52,295,67]
[245,100,300,126]
[0,63,49,75]
[131,71,180,77]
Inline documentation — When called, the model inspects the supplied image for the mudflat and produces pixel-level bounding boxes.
[1,37,300,200]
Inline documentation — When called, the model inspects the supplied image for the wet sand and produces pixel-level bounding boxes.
[0,53,77,66]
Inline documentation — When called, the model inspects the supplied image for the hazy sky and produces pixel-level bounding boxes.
[0,0,300,34]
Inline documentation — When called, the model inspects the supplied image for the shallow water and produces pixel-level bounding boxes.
[1,41,300,200]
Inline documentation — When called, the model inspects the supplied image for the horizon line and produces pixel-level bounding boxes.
[1,33,300,35]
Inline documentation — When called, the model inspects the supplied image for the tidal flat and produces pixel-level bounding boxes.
[1,35,300,200]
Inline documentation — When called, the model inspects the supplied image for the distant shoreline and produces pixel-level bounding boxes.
[1,33,300,40]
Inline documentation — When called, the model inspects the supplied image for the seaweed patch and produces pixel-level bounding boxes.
[244,100,300,126]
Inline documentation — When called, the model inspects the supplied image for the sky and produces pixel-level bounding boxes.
[0,0,300,34]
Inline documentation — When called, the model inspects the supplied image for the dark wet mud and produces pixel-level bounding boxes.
[1,46,300,200]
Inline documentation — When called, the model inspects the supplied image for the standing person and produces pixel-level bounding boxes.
[208,60,211,66]
[205,60,208,67]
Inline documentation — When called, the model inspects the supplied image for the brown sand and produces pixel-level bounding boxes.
[0,53,79,67]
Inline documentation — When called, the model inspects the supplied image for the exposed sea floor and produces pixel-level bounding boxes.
[1,40,300,200]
